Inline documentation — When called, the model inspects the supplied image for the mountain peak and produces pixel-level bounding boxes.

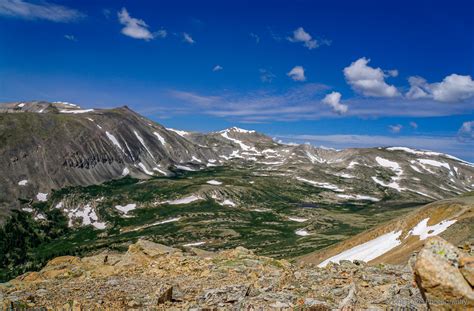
[220,127,256,134]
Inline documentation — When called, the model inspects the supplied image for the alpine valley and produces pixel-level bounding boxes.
[1,101,473,285]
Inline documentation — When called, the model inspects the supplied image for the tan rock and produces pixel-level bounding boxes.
[18,271,43,282]
[414,237,474,309]
[41,268,70,279]
[45,255,81,268]
[459,256,474,287]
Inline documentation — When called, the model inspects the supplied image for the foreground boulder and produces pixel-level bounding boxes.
[414,236,474,309]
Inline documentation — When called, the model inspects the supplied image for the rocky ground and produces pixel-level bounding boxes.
[1,237,473,310]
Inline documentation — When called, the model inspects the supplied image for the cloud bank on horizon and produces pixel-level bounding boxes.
[0,0,472,160]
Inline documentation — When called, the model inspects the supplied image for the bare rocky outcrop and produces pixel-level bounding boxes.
[3,238,474,310]
[0,238,431,310]
[414,236,474,309]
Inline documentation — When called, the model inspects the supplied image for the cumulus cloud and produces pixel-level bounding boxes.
[118,8,155,41]
[322,92,347,114]
[389,124,403,133]
[406,76,431,99]
[183,32,195,44]
[343,57,400,97]
[212,65,223,72]
[407,74,474,103]
[287,66,306,82]
[288,27,318,50]
[0,0,84,22]
[457,121,474,142]
[432,75,474,102]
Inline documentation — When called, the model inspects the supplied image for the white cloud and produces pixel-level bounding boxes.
[406,76,431,99]
[0,0,84,22]
[387,69,399,77]
[458,121,474,142]
[322,92,347,114]
[166,83,472,123]
[64,34,76,41]
[288,27,318,49]
[343,57,400,97]
[183,32,195,44]
[118,8,155,41]
[432,74,474,102]
[406,74,474,103]
[389,124,403,133]
[212,65,223,72]
[287,66,306,82]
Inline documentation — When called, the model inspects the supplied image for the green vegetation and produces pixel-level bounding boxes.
[0,167,420,282]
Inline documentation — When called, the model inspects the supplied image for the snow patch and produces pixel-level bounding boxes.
[221,131,256,151]
[106,132,124,152]
[138,162,154,175]
[296,177,344,192]
[18,179,28,186]
[206,180,222,185]
[122,167,130,176]
[418,159,450,170]
[318,230,403,267]
[295,229,311,236]
[221,127,255,134]
[337,194,380,202]
[375,157,401,172]
[410,165,422,173]
[129,217,181,232]
[66,204,106,229]
[371,177,403,192]
[220,199,236,207]
[288,217,308,222]
[407,218,457,240]
[36,192,48,202]
[59,109,94,114]
[115,203,137,215]
[176,165,195,171]
[166,195,201,205]
[191,156,202,163]
[167,128,189,137]
[134,130,155,160]
[153,132,166,145]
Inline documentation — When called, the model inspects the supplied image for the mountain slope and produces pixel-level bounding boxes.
[1,101,474,221]
[297,194,474,266]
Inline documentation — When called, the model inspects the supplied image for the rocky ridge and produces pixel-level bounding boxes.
[1,237,473,310]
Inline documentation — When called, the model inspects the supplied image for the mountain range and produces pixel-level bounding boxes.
[1,100,473,282]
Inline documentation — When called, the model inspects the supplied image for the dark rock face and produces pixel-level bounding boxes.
[1,101,474,222]
[0,103,218,218]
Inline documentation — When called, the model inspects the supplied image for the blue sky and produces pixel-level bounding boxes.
[1,0,473,160]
